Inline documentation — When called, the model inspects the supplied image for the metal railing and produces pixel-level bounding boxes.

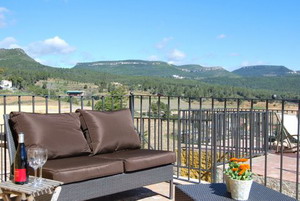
[0,94,299,199]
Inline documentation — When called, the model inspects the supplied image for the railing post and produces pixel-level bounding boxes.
[3,122,7,181]
[81,96,84,109]
[45,95,48,114]
[177,96,181,180]
[3,95,6,115]
[212,113,217,183]
[296,100,300,200]
[69,96,73,113]
[32,96,35,113]
[18,95,21,112]
[58,96,61,113]
[236,99,240,158]
[91,96,95,110]
[279,100,285,193]
[129,92,135,120]
[250,99,254,170]
[264,100,269,186]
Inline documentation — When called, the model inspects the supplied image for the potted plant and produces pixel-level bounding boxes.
[223,157,241,192]
[225,158,253,200]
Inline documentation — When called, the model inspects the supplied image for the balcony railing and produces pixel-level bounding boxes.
[0,94,299,199]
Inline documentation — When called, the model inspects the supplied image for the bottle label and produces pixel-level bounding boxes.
[15,169,27,182]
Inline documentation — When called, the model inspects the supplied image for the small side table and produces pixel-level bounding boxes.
[0,176,63,201]
[175,182,296,201]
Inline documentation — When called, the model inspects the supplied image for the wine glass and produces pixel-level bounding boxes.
[27,147,41,187]
[37,148,48,184]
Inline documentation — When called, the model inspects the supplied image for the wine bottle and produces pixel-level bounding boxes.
[14,133,28,184]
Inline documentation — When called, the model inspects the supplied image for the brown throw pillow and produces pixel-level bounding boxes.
[77,109,141,154]
[9,112,91,159]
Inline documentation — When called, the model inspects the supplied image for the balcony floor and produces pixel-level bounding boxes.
[90,179,197,201]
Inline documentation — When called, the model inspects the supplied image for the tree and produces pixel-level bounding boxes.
[95,86,128,111]
[86,100,91,106]
[150,101,170,118]
[42,82,47,89]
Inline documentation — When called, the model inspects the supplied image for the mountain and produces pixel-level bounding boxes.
[232,65,295,77]
[177,64,235,78]
[74,60,179,77]
[0,48,44,68]
[0,48,119,89]
[73,60,236,79]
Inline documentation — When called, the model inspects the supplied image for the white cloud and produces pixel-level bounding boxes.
[33,57,46,64]
[26,36,75,57]
[167,49,186,61]
[0,36,77,67]
[0,7,9,28]
[155,37,173,49]
[217,34,227,39]
[167,61,175,65]
[0,37,20,48]
[148,55,159,61]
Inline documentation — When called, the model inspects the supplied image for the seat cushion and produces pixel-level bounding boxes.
[76,109,141,154]
[95,149,176,172]
[42,156,124,184]
[9,112,91,159]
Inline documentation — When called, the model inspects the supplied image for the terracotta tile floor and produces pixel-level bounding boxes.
[251,152,300,182]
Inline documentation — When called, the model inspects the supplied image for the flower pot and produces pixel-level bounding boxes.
[224,174,231,192]
[229,179,253,200]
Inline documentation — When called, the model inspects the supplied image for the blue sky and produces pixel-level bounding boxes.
[0,0,299,71]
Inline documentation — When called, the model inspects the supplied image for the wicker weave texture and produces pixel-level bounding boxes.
[55,165,173,201]
[175,183,297,201]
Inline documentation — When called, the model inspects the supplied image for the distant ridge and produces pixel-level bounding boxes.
[74,60,236,79]
[0,48,298,79]
[232,65,296,77]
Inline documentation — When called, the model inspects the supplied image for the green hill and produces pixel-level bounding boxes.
[177,64,236,78]
[232,65,294,77]
[0,48,49,70]
[73,60,236,79]
[74,60,180,77]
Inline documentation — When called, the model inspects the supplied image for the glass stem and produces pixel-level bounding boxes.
[34,168,37,184]
[39,167,43,180]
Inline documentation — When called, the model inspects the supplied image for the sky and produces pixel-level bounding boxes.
[0,0,299,71]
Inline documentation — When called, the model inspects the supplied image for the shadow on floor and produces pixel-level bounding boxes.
[88,187,158,201]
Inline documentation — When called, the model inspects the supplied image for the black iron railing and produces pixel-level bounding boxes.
[0,94,299,199]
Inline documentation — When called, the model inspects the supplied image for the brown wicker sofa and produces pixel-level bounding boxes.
[4,109,175,201]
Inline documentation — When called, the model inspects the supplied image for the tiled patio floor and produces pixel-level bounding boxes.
[90,179,196,201]
[251,152,299,183]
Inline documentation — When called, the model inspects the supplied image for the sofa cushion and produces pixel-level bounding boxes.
[76,109,141,154]
[9,112,91,159]
[95,149,176,172]
[42,156,124,184]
